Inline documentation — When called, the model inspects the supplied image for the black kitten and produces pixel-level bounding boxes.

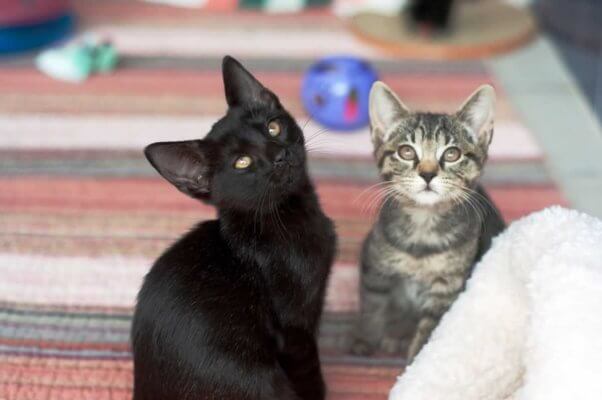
[131,56,337,400]
[408,0,456,32]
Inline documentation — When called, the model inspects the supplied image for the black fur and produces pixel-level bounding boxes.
[408,0,456,31]
[131,56,337,400]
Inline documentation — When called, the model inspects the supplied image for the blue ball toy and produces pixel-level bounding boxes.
[301,56,378,131]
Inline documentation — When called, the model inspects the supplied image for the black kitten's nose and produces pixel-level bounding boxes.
[420,172,436,184]
[273,149,288,167]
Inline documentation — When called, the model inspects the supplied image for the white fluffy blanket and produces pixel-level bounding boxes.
[389,207,602,400]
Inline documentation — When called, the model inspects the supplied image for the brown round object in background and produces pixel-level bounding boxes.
[348,1,538,60]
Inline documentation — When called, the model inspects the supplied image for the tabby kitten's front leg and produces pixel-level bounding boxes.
[407,281,462,361]
[350,260,397,356]
[407,315,438,361]
[353,81,505,364]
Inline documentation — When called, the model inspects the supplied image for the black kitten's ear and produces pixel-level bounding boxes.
[222,55,280,109]
[144,140,213,200]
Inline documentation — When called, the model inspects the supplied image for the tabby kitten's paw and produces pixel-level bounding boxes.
[380,336,402,355]
[349,338,376,356]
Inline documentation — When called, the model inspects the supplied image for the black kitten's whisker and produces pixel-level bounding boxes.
[305,135,345,148]
[306,126,330,139]
[269,188,288,242]
[305,148,336,157]
[302,115,313,130]
[304,128,332,146]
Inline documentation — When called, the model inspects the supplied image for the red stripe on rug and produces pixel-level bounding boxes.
[0,337,130,352]
[0,177,568,222]
[0,356,398,399]
[0,70,490,100]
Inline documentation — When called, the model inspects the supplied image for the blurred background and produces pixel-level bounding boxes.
[0,0,600,399]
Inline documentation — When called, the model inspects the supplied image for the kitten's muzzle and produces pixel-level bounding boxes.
[273,148,289,168]
[419,171,437,184]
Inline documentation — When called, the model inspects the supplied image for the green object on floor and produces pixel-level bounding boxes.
[36,44,93,83]
[36,38,119,83]
[239,0,264,9]
[93,42,119,73]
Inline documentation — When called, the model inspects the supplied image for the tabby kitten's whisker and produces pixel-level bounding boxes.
[362,186,400,215]
[354,181,395,204]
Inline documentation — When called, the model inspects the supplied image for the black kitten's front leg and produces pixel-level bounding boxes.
[278,327,326,400]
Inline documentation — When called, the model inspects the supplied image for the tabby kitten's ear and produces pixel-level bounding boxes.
[456,84,496,148]
[144,140,213,201]
[369,81,411,144]
[222,55,280,109]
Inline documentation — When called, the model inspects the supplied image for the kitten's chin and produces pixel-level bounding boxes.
[412,190,443,207]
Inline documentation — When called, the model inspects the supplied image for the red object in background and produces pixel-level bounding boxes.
[0,0,71,26]
[205,0,238,11]
[343,88,359,123]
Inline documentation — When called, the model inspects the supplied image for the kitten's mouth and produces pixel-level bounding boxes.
[413,187,442,206]
[421,186,437,194]
[271,166,300,189]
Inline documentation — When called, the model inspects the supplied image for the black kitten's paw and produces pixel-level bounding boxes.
[299,379,326,400]
[349,338,376,357]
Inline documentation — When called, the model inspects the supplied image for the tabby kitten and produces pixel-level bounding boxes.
[350,82,505,362]
[131,56,336,400]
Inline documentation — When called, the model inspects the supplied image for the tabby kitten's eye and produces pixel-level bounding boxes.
[443,147,461,162]
[234,155,252,169]
[398,145,416,161]
[268,120,281,137]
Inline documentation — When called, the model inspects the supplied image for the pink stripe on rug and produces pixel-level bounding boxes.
[0,114,542,159]
[0,253,359,312]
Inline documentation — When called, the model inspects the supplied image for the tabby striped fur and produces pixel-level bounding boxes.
[350,82,505,362]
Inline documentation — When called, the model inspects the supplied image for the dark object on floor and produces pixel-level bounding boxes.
[536,0,601,50]
[349,1,537,60]
[408,0,456,34]
[535,0,602,123]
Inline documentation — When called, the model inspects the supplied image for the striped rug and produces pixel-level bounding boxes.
[0,2,566,399]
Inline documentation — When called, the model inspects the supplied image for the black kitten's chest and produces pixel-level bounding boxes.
[221,188,336,332]
[252,214,336,331]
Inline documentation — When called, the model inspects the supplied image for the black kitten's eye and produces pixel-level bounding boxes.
[398,145,416,161]
[234,155,252,169]
[268,120,281,137]
[443,147,461,162]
